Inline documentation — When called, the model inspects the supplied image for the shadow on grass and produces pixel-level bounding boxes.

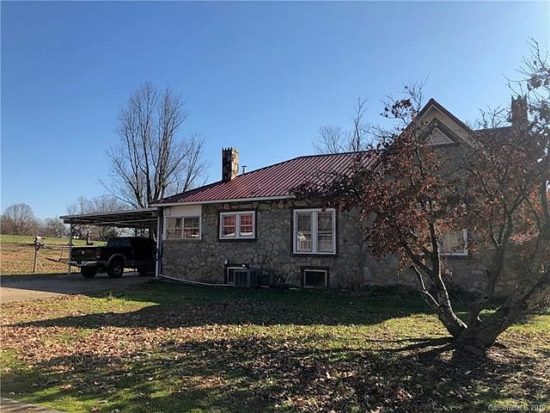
[2,334,548,413]
[10,282,438,329]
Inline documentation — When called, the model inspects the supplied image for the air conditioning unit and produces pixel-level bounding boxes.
[233,269,257,288]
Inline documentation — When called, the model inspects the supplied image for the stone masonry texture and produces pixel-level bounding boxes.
[161,200,518,295]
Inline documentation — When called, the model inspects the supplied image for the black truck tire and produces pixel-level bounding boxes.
[81,266,97,278]
[107,258,124,278]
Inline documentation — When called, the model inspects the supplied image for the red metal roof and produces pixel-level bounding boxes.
[157,151,379,205]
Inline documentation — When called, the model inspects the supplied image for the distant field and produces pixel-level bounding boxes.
[0,234,94,246]
[0,234,105,275]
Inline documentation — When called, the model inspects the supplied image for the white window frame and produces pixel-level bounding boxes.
[303,268,329,288]
[219,211,256,240]
[440,228,468,257]
[164,216,202,240]
[293,208,336,255]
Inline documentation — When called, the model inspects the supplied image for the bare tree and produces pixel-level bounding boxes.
[1,203,38,235]
[313,97,370,154]
[40,217,66,238]
[66,195,127,241]
[107,82,207,208]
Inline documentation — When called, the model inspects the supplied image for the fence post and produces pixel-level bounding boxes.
[67,223,73,275]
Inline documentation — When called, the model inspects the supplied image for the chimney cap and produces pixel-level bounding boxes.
[510,95,528,128]
[222,147,239,182]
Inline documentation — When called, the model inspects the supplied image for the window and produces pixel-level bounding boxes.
[440,229,468,256]
[107,238,131,248]
[219,211,256,239]
[293,209,336,254]
[303,268,328,288]
[165,217,201,240]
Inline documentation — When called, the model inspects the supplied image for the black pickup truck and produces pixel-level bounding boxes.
[70,237,156,278]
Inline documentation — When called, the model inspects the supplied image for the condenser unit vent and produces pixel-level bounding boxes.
[233,269,258,288]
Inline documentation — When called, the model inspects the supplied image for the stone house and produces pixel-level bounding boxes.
[153,98,526,292]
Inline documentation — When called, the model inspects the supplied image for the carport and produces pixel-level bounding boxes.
[60,208,161,277]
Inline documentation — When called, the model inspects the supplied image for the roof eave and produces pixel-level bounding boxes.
[151,195,294,208]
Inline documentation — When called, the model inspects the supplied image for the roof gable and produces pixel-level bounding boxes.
[416,98,476,148]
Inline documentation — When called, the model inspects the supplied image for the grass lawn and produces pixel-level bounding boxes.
[1,283,548,412]
[0,234,105,275]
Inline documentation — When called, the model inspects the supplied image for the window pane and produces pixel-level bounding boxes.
[183,228,200,239]
[166,228,179,239]
[296,212,312,232]
[184,217,199,229]
[239,213,254,237]
[317,211,333,232]
[296,211,312,250]
[297,231,312,252]
[167,217,182,228]
[222,215,236,237]
[441,230,466,254]
[166,218,182,239]
[304,270,327,288]
[317,233,334,253]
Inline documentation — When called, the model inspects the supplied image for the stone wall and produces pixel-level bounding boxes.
[161,200,518,295]
[162,200,367,288]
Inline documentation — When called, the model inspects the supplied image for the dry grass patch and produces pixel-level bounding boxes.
[0,234,105,275]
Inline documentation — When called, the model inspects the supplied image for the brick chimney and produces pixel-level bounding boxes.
[222,147,239,182]
[510,96,528,129]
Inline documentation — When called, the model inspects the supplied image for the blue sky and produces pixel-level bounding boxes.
[1,1,549,219]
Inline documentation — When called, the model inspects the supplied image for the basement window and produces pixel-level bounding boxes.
[302,268,329,288]
[219,211,256,239]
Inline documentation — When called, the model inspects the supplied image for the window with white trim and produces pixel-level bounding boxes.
[440,229,468,256]
[303,268,328,288]
[165,217,201,240]
[219,211,256,239]
[293,209,336,254]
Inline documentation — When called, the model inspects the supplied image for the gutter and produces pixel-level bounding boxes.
[150,195,293,208]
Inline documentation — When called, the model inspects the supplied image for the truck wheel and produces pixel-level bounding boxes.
[107,258,124,278]
[81,266,97,278]
[138,265,154,277]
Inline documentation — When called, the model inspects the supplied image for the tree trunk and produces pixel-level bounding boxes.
[455,276,549,354]
[411,264,468,338]
[431,274,468,338]
[455,305,522,354]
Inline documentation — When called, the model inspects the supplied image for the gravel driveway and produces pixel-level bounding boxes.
[0,273,152,303]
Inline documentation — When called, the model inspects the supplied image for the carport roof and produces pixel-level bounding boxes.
[60,208,158,229]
